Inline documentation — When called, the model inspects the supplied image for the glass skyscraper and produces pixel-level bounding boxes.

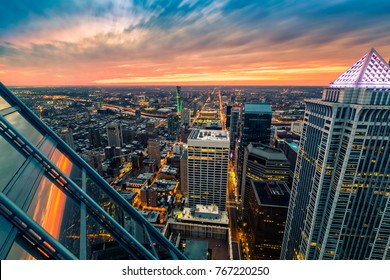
[0,83,186,260]
[237,102,272,199]
[281,49,390,260]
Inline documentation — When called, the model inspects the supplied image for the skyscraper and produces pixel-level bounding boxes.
[229,107,241,150]
[167,113,179,139]
[180,149,188,194]
[181,108,191,126]
[106,122,123,147]
[148,138,161,168]
[241,143,290,218]
[187,129,229,211]
[226,104,232,129]
[0,83,186,260]
[247,181,290,260]
[281,48,390,260]
[88,128,102,148]
[237,102,272,199]
[241,102,272,146]
[176,86,183,115]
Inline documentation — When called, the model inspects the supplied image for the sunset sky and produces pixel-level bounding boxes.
[1,0,390,86]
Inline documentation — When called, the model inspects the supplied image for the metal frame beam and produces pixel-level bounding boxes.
[0,82,187,260]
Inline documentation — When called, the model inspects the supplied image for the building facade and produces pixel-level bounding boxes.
[180,149,188,194]
[226,104,232,129]
[176,86,183,115]
[247,181,289,260]
[106,121,123,147]
[88,128,102,148]
[181,108,191,126]
[187,129,229,211]
[281,49,390,260]
[237,102,272,198]
[229,107,241,150]
[167,113,179,139]
[58,127,75,150]
[241,143,290,218]
[147,138,161,168]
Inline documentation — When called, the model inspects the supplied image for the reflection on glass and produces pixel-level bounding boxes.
[26,173,81,258]
[6,241,36,260]
[49,146,82,179]
[0,96,11,110]
[38,137,56,157]
[22,150,82,258]
[0,137,26,192]
[5,111,44,146]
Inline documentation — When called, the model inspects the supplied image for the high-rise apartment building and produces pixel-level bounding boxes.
[187,129,229,211]
[0,83,186,260]
[281,48,390,260]
[106,122,123,147]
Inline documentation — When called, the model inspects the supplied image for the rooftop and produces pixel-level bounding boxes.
[331,48,390,88]
[195,204,219,215]
[247,143,288,161]
[181,207,229,226]
[252,181,290,208]
[244,102,272,114]
[188,129,229,142]
[287,141,299,152]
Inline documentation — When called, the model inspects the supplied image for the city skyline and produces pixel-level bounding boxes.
[1,0,390,86]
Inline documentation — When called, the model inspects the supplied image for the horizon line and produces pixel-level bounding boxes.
[5,83,328,88]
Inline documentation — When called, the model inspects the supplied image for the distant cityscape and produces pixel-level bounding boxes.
[1,49,390,260]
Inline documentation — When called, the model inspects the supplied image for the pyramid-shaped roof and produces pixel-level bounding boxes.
[330,48,390,88]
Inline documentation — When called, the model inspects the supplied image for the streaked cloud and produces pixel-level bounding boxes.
[1,0,390,86]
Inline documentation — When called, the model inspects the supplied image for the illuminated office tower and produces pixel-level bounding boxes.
[241,143,290,218]
[0,83,186,260]
[106,122,123,147]
[247,181,289,260]
[237,102,272,198]
[281,49,390,260]
[176,86,183,115]
[187,129,229,211]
